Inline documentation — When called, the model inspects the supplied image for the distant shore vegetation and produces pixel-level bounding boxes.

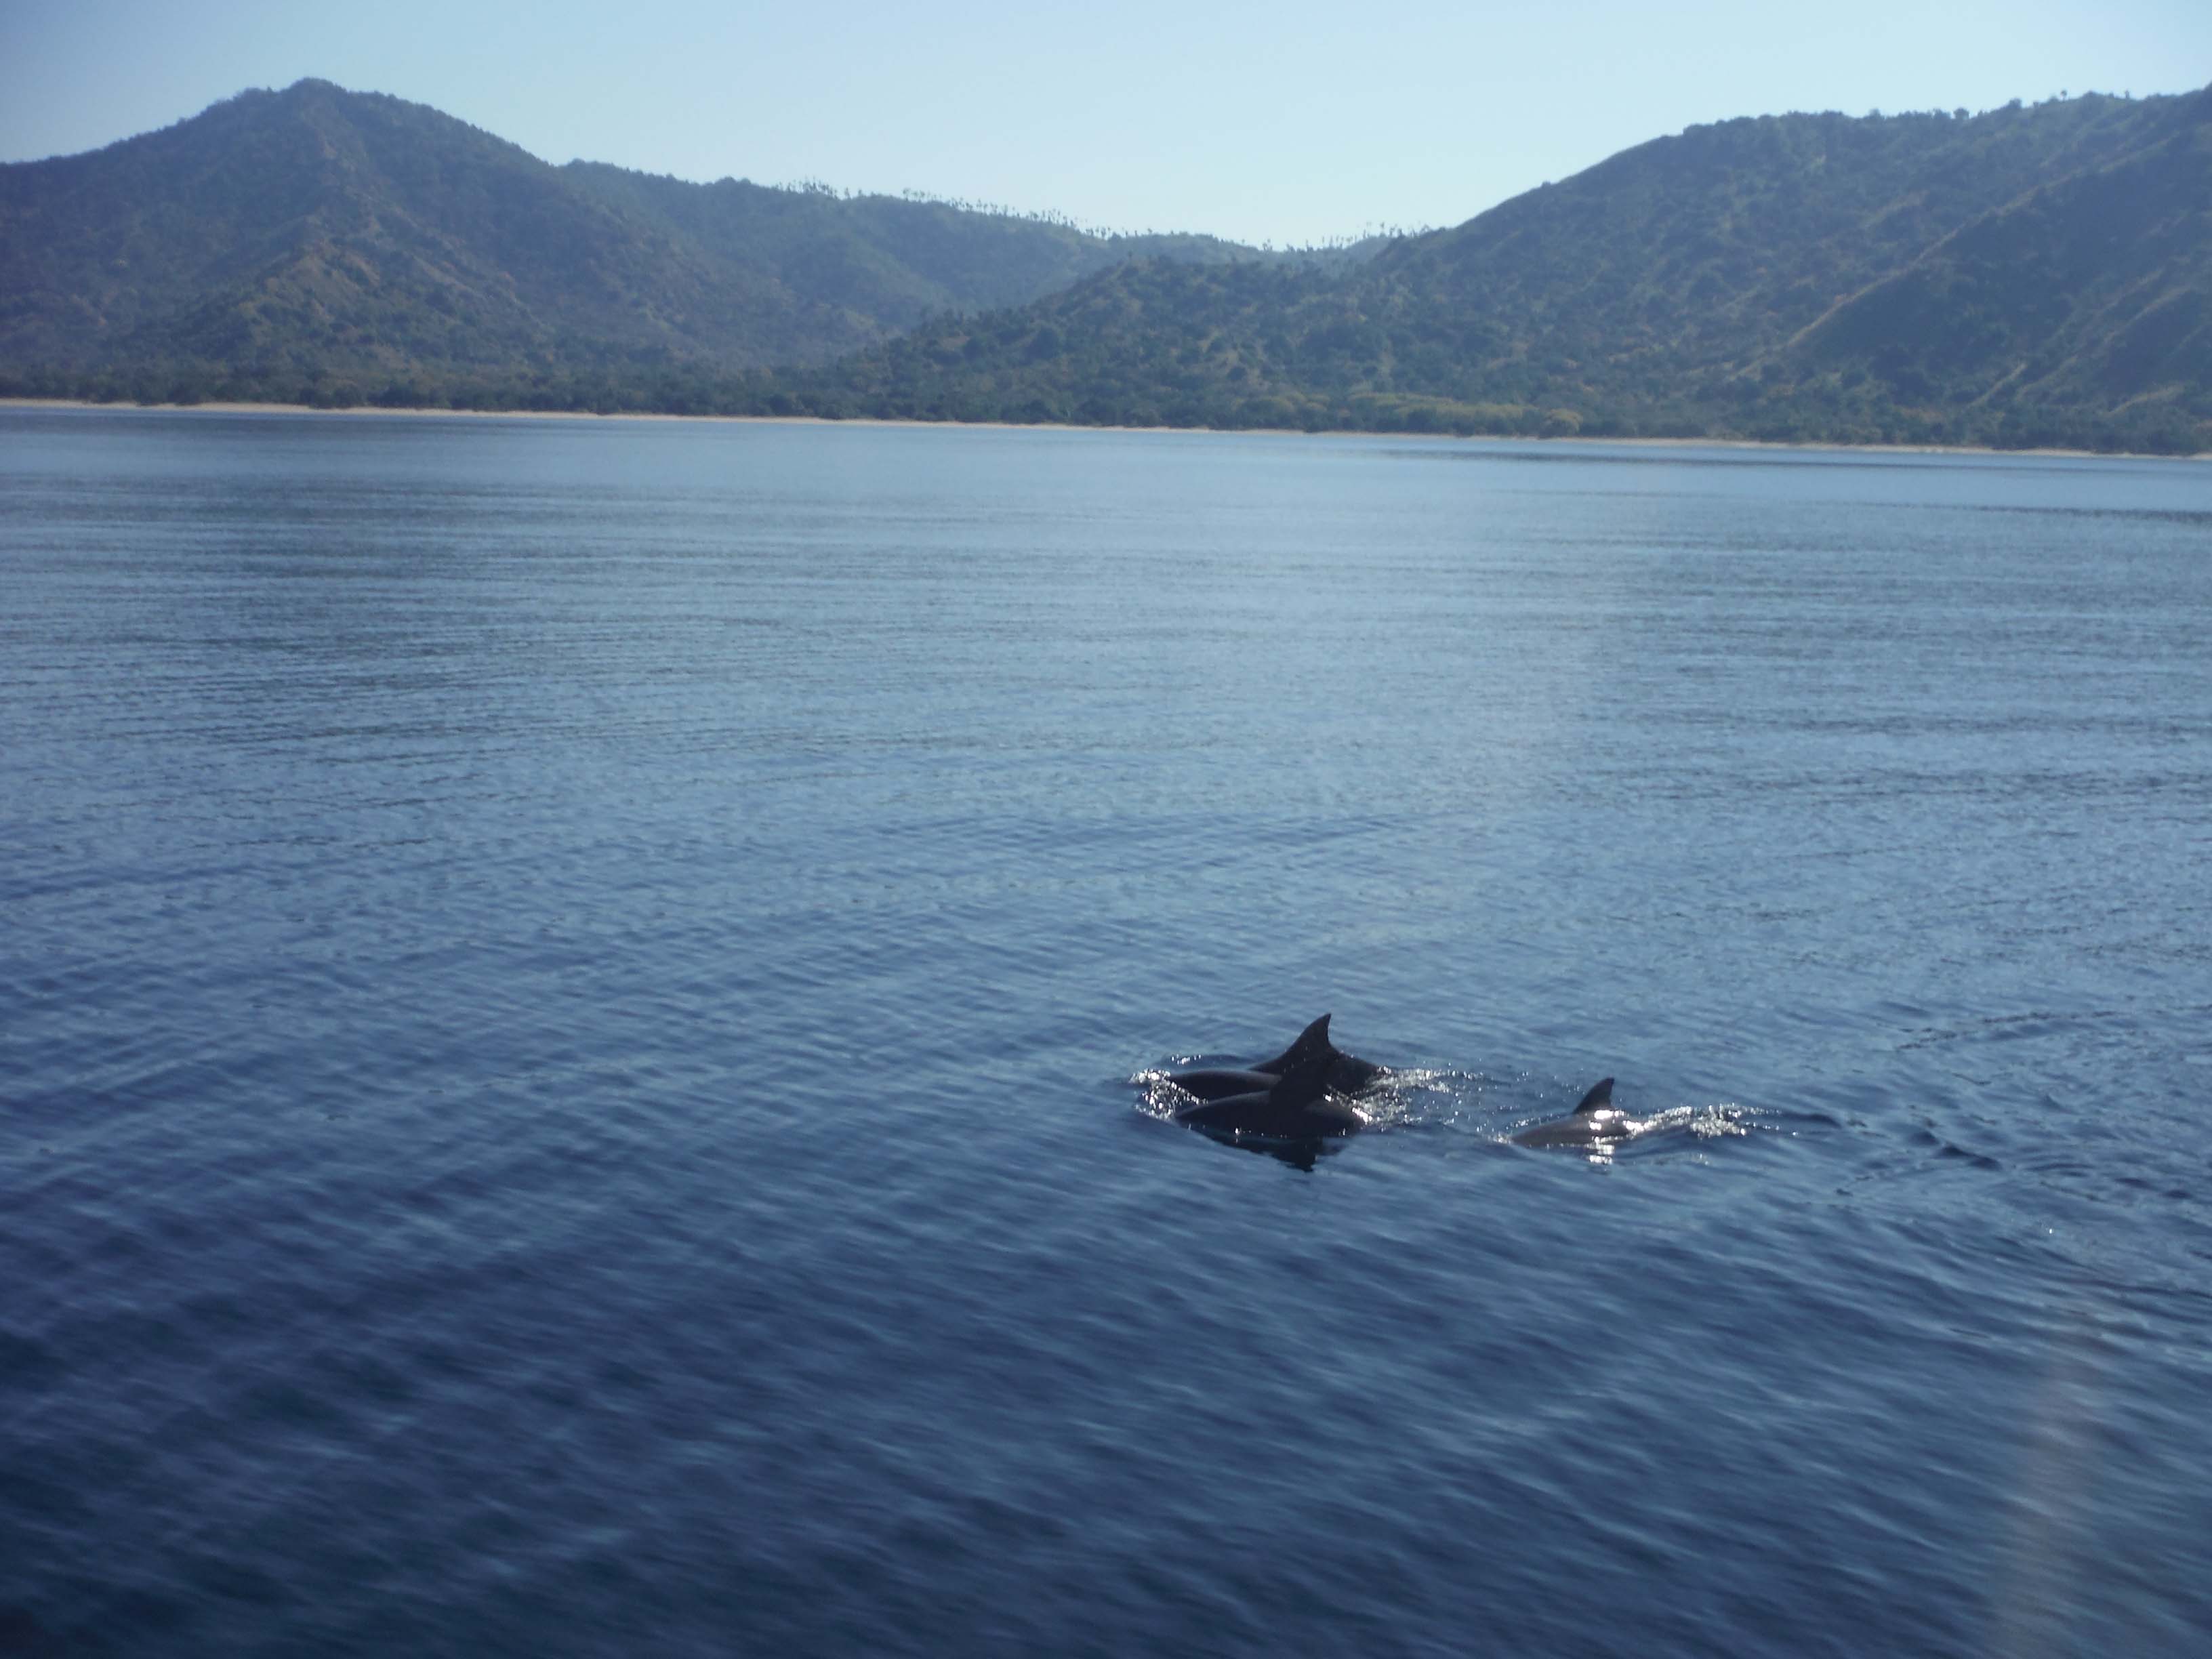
[6,362,2197,457]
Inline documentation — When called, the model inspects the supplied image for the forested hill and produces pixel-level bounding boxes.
[5,81,2209,452]
[795,89,2212,453]
[0,80,1338,403]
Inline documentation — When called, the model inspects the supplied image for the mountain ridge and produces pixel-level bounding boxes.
[787,87,2211,451]
[3,80,2207,451]
[0,79,1341,400]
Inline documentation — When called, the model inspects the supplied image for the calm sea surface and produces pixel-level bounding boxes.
[3,407,2210,1657]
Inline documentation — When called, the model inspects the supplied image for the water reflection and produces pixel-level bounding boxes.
[1189,1128,1343,1172]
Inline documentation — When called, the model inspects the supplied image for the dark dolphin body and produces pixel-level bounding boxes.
[1171,1036,1368,1141]
[1166,1014,1383,1103]
[1511,1078,1635,1149]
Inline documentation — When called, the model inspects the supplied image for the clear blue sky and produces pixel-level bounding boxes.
[4,0,2207,245]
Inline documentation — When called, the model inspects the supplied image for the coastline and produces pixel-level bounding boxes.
[2,396,2200,463]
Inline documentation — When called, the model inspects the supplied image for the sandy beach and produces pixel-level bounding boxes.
[3,396,2200,462]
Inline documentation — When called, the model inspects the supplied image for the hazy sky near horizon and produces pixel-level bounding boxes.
[4,1,2208,244]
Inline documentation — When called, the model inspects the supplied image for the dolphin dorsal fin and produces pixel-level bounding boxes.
[1283,1013,1332,1064]
[1256,1012,1334,1076]
[1574,1078,1616,1114]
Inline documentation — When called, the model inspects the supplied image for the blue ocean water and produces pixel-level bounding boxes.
[3,407,2209,1657]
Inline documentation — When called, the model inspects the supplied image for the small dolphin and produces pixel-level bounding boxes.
[1172,1033,1367,1141]
[1511,1078,1637,1149]
[1166,1013,1383,1103]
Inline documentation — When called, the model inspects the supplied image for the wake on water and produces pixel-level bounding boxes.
[1132,1058,1761,1162]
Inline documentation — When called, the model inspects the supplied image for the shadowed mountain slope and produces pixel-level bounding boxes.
[5,81,2206,450]
[1795,98,2212,438]
[0,79,1315,399]
[796,89,2212,451]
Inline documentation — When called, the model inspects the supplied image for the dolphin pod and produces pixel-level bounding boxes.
[1165,1013,1382,1105]
[1160,1017,1626,1151]
[1167,1019,1371,1141]
[1159,1021,1380,1150]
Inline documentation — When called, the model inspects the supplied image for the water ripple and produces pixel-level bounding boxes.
[3,411,2210,1656]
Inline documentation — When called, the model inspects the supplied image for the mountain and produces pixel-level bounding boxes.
[0,79,1332,405]
[1795,102,2212,440]
[792,89,2212,452]
[5,81,2207,451]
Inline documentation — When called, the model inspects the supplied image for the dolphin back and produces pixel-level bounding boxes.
[1252,1013,1385,1094]
[1164,1014,1374,1141]
[1512,1077,1631,1149]
[1165,1067,1281,1103]
[1266,1037,1335,1110]
[1170,1036,1363,1139]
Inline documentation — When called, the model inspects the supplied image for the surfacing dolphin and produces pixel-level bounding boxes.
[1166,1013,1384,1103]
[1510,1078,1636,1149]
[1171,1032,1368,1141]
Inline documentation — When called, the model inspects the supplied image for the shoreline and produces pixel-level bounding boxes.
[2,396,2200,463]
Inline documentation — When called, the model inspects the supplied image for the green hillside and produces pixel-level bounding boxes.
[789,89,2212,451]
[0,80,1313,405]
[557,163,1308,329]
[4,80,2207,451]
[1795,102,2212,446]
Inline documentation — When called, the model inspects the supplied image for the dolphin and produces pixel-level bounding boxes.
[1510,1078,1636,1149]
[1171,1033,1367,1141]
[1166,1013,1383,1103]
